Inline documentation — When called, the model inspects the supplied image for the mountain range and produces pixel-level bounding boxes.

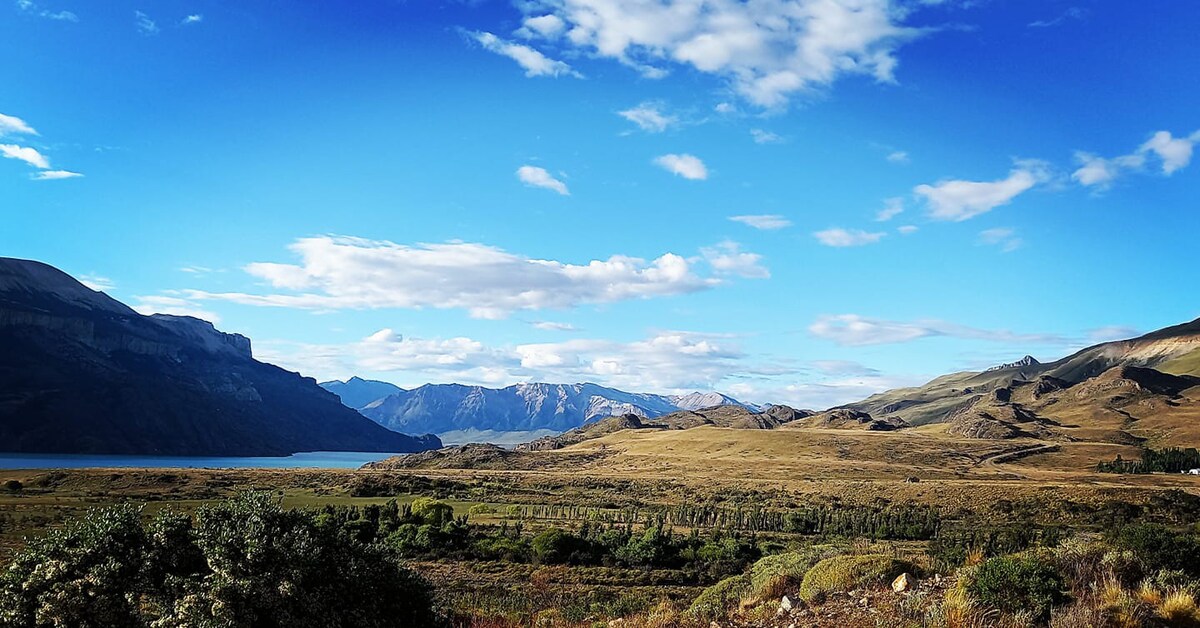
[0,258,440,456]
[319,380,760,437]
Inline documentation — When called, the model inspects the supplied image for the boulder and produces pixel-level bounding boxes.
[891,572,916,593]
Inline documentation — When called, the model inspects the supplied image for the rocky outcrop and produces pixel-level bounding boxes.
[0,257,440,456]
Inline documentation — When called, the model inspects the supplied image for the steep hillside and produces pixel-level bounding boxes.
[358,382,756,436]
[0,258,440,456]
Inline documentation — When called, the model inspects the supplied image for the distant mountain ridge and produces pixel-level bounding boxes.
[320,380,759,436]
[0,258,440,456]
[320,377,405,410]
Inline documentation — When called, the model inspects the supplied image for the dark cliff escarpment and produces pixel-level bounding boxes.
[0,257,440,456]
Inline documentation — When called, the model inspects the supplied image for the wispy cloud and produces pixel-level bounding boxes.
[1028,7,1086,28]
[977,227,1023,252]
[15,0,76,21]
[133,296,222,324]
[531,321,578,332]
[79,274,115,291]
[516,165,569,195]
[874,197,904,221]
[0,113,37,137]
[886,150,910,164]
[729,214,791,230]
[654,153,708,180]
[915,160,1052,221]
[809,314,1069,347]
[750,129,783,144]
[618,102,676,133]
[813,228,886,247]
[181,14,203,25]
[135,10,159,34]
[31,169,83,180]
[472,31,580,78]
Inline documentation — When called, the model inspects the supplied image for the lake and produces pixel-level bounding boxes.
[0,451,401,470]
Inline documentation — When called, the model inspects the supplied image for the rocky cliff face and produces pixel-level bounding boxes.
[0,257,440,456]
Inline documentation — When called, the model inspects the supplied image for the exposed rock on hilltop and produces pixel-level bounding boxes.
[787,409,909,432]
[0,257,440,456]
[986,355,1040,372]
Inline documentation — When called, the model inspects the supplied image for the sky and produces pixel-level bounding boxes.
[2,0,1198,408]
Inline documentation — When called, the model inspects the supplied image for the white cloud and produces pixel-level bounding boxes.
[618,102,676,132]
[750,129,783,144]
[874,197,903,221]
[0,113,37,136]
[520,14,567,38]
[654,153,708,180]
[522,0,926,108]
[181,14,203,25]
[473,31,580,78]
[31,169,82,180]
[1071,151,1144,188]
[532,321,578,332]
[0,144,50,169]
[1028,7,1086,28]
[896,225,918,234]
[516,165,570,195]
[1140,130,1198,174]
[258,329,783,393]
[809,313,1068,347]
[915,160,1051,221]
[79,274,115,291]
[977,227,1022,253]
[133,296,222,324]
[714,102,736,114]
[813,228,885,247]
[700,241,770,279]
[729,214,791,230]
[135,10,159,34]
[15,0,76,21]
[174,236,765,319]
[1072,129,1199,188]
[1087,325,1138,344]
[886,150,909,164]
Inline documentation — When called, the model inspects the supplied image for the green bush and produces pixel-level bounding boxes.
[1111,524,1200,577]
[967,553,1068,620]
[687,574,749,620]
[798,554,912,605]
[0,493,442,628]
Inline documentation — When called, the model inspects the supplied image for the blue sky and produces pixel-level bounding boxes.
[3,0,1198,407]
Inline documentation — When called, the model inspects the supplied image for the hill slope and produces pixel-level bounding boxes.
[320,377,404,409]
[0,258,440,456]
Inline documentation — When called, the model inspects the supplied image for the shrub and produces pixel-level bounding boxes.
[798,554,912,605]
[968,553,1069,620]
[1157,590,1200,626]
[2,480,21,492]
[687,574,750,621]
[1112,524,1200,577]
[748,546,841,600]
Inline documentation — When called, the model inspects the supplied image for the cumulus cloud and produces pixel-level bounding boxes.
[700,241,770,279]
[175,236,768,319]
[915,160,1051,221]
[258,329,784,393]
[516,0,926,107]
[813,228,885,247]
[520,14,567,38]
[874,197,904,221]
[977,227,1022,252]
[654,153,708,179]
[516,165,570,195]
[473,31,580,77]
[0,113,37,136]
[1072,129,1199,188]
[0,144,50,169]
[31,169,82,180]
[618,102,677,132]
[729,214,791,230]
[809,313,1068,347]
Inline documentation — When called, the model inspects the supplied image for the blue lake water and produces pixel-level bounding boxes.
[0,451,400,470]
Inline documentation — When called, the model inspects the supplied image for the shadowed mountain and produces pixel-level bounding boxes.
[320,377,404,410]
[0,258,440,456]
